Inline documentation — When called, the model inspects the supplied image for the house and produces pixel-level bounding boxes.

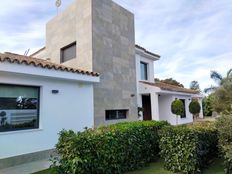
[0,52,99,169]
[32,0,203,126]
[0,0,203,169]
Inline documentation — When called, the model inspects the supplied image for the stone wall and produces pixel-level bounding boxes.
[33,0,138,127]
[46,0,93,71]
[92,0,138,126]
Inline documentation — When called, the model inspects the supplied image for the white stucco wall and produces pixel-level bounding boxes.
[159,94,193,125]
[0,71,95,159]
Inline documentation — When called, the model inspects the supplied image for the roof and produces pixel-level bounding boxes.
[31,45,161,59]
[140,81,199,94]
[135,45,161,58]
[0,52,99,77]
[30,47,46,57]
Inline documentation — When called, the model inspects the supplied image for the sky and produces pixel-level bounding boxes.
[0,0,231,90]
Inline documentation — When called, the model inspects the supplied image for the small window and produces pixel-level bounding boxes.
[61,42,76,63]
[140,62,148,80]
[180,99,186,118]
[0,84,40,132]
[105,110,128,120]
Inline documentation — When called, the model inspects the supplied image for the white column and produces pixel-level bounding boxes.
[151,93,159,121]
[199,98,204,119]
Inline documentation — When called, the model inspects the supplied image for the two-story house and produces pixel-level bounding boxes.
[0,0,203,170]
[32,0,203,126]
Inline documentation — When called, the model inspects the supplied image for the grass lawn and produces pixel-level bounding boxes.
[32,159,224,174]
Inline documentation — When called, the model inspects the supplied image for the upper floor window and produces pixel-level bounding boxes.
[61,42,76,63]
[140,62,148,80]
[0,84,40,132]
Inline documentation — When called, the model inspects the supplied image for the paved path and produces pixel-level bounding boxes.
[0,159,51,174]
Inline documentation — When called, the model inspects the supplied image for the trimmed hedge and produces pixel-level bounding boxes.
[216,114,232,174]
[159,122,218,174]
[53,121,169,174]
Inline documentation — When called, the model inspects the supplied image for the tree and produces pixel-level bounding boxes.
[211,80,232,114]
[204,68,232,93]
[190,81,200,91]
[171,99,184,125]
[202,95,214,116]
[189,100,201,120]
[160,78,184,88]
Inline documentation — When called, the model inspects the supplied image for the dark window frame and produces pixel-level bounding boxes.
[140,61,148,80]
[60,42,76,63]
[0,83,40,132]
[105,109,128,120]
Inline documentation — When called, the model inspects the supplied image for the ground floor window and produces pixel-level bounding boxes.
[0,84,40,132]
[180,99,186,118]
[105,110,128,120]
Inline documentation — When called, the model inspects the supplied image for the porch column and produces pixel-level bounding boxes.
[199,98,204,118]
[151,93,159,121]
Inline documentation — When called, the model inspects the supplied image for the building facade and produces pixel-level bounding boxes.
[33,0,138,127]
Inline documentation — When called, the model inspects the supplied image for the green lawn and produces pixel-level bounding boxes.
[32,159,225,174]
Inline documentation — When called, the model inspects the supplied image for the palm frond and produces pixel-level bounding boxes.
[204,86,218,93]
[210,70,223,85]
[227,68,232,78]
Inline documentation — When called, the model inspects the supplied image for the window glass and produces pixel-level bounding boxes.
[61,42,76,63]
[140,62,148,80]
[0,84,39,132]
[105,110,128,120]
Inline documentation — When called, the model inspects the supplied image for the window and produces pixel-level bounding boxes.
[180,99,186,118]
[140,62,148,80]
[105,110,128,120]
[0,84,40,132]
[61,42,76,63]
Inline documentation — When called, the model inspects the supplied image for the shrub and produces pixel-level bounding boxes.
[189,100,201,119]
[171,99,184,125]
[159,122,218,174]
[53,121,169,174]
[202,95,213,116]
[216,114,232,174]
[189,100,201,115]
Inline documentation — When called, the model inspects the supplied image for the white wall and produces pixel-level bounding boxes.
[0,72,94,159]
[159,94,193,125]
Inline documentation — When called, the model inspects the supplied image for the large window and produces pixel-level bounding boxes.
[61,42,76,63]
[140,62,148,80]
[105,110,128,120]
[0,84,40,132]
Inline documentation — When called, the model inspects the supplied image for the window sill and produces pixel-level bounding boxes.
[0,128,43,135]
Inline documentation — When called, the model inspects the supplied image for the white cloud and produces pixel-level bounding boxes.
[0,0,231,91]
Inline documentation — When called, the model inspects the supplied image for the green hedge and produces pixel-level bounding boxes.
[159,122,218,174]
[53,121,169,174]
[216,114,232,174]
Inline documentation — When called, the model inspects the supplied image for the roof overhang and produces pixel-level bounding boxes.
[0,62,100,83]
[135,45,160,61]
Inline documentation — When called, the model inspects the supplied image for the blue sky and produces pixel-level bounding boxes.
[0,0,231,90]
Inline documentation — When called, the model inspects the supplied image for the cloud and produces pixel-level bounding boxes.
[0,0,231,92]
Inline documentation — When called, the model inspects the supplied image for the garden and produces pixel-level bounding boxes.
[33,69,232,174]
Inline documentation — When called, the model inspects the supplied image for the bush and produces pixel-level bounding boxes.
[216,114,232,173]
[171,99,185,125]
[53,121,169,174]
[189,100,201,115]
[159,122,218,174]
[202,95,213,116]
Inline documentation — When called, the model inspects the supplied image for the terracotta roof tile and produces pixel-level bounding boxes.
[140,81,199,94]
[135,45,161,58]
[0,52,99,77]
